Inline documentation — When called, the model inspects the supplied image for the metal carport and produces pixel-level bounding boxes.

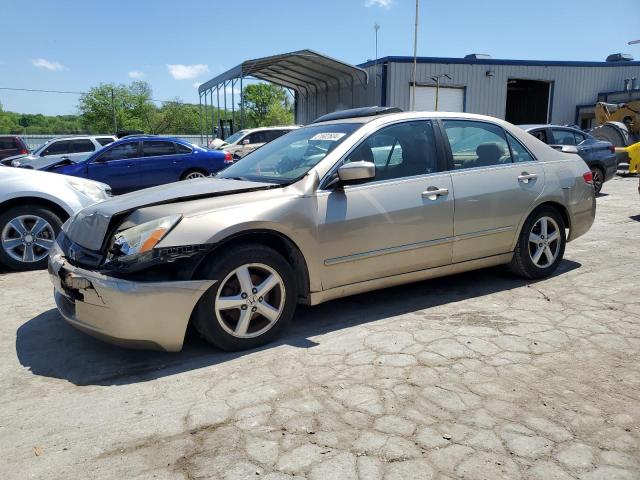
[197,49,369,143]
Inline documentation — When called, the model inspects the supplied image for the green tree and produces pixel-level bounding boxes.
[240,83,294,128]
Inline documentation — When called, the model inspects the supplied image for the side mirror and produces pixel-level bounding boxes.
[560,145,579,154]
[242,139,250,146]
[337,161,376,184]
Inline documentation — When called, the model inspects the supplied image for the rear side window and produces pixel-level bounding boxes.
[43,140,71,156]
[443,120,511,169]
[530,129,548,144]
[175,143,193,154]
[143,141,176,156]
[506,132,536,163]
[96,137,115,146]
[0,137,19,149]
[99,142,139,161]
[573,131,586,144]
[71,139,95,153]
[248,132,268,144]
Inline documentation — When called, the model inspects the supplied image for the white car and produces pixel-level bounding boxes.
[9,135,116,170]
[209,126,299,159]
[0,165,111,271]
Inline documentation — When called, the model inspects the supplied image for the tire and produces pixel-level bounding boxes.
[181,169,208,180]
[591,166,604,195]
[0,204,62,271]
[509,206,566,280]
[193,244,297,351]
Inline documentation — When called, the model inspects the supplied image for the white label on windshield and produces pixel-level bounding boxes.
[310,132,346,141]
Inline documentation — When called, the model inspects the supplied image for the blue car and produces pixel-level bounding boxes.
[40,136,232,194]
[520,125,616,194]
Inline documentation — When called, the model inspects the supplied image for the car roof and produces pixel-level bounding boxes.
[519,124,583,131]
[311,111,517,127]
[115,135,190,143]
[243,126,299,132]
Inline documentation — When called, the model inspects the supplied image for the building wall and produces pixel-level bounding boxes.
[382,60,640,125]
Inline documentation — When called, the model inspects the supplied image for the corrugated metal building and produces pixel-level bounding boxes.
[354,56,640,128]
[199,51,640,136]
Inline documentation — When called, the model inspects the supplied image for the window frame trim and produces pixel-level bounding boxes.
[318,118,448,191]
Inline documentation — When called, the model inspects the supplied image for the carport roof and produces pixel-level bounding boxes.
[197,49,369,95]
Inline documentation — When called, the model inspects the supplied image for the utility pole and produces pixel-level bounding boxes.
[374,23,380,88]
[431,74,451,111]
[411,0,419,111]
[110,87,117,134]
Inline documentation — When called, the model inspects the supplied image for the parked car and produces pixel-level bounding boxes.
[0,164,111,271]
[49,108,595,352]
[520,125,616,194]
[0,135,29,162]
[6,135,116,168]
[31,136,233,194]
[209,126,299,159]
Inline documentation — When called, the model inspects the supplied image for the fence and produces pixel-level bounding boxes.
[20,134,205,150]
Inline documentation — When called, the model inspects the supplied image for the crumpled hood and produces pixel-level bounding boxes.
[64,177,276,251]
[13,154,86,170]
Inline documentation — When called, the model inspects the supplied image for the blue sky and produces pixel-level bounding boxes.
[2,0,638,115]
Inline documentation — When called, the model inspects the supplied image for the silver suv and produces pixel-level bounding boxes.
[49,108,595,352]
[11,135,116,169]
[210,126,299,159]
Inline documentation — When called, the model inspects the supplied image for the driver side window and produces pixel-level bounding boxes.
[442,120,512,170]
[98,142,140,162]
[343,120,438,182]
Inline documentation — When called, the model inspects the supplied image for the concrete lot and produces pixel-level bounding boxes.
[0,177,639,480]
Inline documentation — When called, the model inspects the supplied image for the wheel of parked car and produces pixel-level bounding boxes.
[509,206,566,279]
[0,204,62,271]
[193,244,297,351]
[181,169,208,180]
[591,167,604,194]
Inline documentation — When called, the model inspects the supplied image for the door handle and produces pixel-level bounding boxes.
[126,163,135,168]
[421,187,449,199]
[518,172,538,183]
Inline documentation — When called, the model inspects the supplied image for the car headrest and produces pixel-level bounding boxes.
[476,142,504,158]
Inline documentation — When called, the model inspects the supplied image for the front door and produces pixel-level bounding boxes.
[87,141,141,193]
[441,119,545,263]
[317,120,454,289]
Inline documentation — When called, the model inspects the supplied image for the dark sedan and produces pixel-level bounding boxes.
[520,125,616,194]
[29,136,233,194]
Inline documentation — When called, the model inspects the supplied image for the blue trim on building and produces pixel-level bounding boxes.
[358,56,640,69]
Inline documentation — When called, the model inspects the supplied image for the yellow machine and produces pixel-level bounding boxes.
[592,102,640,174]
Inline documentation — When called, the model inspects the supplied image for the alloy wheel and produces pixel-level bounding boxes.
[528,216,561,268]
[1,215,55,264]
[185,171,206,180]
[591,168,603,193]
[214,263,286,339]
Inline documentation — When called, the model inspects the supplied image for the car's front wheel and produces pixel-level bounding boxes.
[510,206,566,279]
[193,244,297,351]
[0,204,62,271]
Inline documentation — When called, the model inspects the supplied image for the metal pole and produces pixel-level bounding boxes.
[435,77,439,111]
[374,23,380,89]
[411,0,419,111]
[199,94,203,146]
[223,81,227,138]
[231,79,236,133]
[110,87,118,133]
[216,86,220,138]
[240,76,244,129]
[203,91,209,145]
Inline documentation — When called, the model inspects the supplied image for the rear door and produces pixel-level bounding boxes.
[138,140,180,188]
[87,141,141,193]
[441,119,545,263]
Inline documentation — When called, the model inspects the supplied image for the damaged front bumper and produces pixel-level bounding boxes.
[48,242,215,352]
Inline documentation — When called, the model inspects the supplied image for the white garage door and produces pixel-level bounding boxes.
[414,86,464,112]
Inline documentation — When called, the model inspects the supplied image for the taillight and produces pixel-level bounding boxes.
[609,145,615,154]
[223,151,233,164]
[19,149,28,155]
[583,171,593,184]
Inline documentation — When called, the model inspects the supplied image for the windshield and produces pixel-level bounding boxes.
[218,123,360,184]
[223,130,249,145]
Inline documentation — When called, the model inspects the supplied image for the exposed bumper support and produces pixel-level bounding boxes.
[48,243,214,352]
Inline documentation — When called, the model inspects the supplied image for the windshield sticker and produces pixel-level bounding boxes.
[310,132,346,141]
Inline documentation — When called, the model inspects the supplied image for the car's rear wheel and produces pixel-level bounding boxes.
[193,244,297,351]
[0,205,62,271]
[181,169,208,180]
[509,206,566,279]
[591,166,604,194]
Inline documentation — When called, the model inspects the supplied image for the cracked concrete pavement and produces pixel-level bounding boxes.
[0,176,639,480]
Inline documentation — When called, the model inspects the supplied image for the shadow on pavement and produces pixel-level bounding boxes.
[16,259,581,387]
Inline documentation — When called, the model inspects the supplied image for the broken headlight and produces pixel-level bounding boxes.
[108,214,181,263]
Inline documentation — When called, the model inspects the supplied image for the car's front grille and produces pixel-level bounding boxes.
[57,232,105,268]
